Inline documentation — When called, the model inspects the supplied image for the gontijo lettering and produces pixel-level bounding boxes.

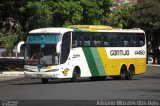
[110,50,129,56]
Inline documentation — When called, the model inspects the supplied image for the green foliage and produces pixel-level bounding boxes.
[0,33,17,57]
[51,0,112,26]
[1,0,113,31]
[52,0,83,26]
[0,16,23,57]
[129,0,160,63]
[80,0,112,25]
[19,1,53,31]
[106,3,134,28]
[130,0,160,43]
[130,0,160,33]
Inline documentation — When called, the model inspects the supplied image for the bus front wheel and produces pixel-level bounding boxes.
[70,67,80,82]
[41,78,48,84]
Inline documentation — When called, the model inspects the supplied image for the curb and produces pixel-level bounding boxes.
[0,71,24,76]
[147,64,160,67]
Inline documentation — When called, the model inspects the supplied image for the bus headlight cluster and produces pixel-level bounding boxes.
[45,69,59,72]
[24,69,35,72]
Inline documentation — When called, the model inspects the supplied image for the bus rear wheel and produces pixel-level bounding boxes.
[126,66,135,80]
[119,66,127,80]
[41,78,48,84]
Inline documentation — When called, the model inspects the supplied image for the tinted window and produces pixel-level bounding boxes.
[72,32,145,47]
[83,33,91,47]
[60,32,71,64]
[92,33,103,46]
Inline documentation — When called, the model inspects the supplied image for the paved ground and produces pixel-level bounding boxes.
[0,71,24,81]
[0,65,159,106]
[0,76,23,81]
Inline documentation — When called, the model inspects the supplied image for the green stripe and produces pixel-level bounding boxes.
[90,48,106,76]
[82,48,99,76]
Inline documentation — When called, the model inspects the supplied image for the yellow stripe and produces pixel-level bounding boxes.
[88,29,97,32]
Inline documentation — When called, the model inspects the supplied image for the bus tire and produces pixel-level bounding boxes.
[126,65,135,80]
[112,76,119,80]
[70,67,80,82]
[89,77,96,81]
[41,78,48,84]
[99,76,106,80]
[89,77,98,81]
[119,66,127,80]
[90,76,106,81]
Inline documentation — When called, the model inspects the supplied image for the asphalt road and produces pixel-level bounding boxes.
[0,65,160,106]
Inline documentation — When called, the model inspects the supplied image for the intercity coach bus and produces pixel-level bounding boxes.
[24,25,146,83]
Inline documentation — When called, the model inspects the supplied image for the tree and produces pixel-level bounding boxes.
[80,0,112,25]
[105,3,134,28]
[0,17,23,57]
[0,33,17,57]
[19,1,53,31]
[51,0,83,26]
[129,0,160,64]
[51,0,113,26]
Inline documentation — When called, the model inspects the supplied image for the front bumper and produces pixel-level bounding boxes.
[24,71,60,79]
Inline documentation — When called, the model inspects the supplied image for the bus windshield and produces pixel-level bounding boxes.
[25,33,61,65]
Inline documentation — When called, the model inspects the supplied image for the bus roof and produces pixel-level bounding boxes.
[29,27,73,34]
[68,25,113,30]
[29,25,145,34]
[68,25,145,33]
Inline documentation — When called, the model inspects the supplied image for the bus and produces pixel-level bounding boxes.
[24,25,146,83]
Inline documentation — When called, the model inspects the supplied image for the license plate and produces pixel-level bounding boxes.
[35,74,43,78]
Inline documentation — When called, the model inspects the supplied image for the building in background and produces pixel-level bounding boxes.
[112,0,138,11]
[113,0,138,4]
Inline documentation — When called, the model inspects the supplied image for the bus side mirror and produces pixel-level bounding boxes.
[56,41,62,54]
[17,41,25,53]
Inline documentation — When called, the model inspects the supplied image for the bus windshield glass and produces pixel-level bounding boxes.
[27,33,60,44]
[25,33,61,65]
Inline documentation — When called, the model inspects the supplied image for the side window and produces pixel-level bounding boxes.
[113,33,118,47]
[113,33,121,47]
[128,33,134,47]
[123,33,145,47]
[83,32,91,47]
[93,33,102,47]
[78,33,83,47]
[103,33,110,47]
[118,33,124,47]
[129,33,138,47]
[72,32,83,47]
[60,32,71,64]
[123,33,129,47]
[108,33,114,47]
[72,33,78,48]
[130,33,145,47]
[138,33,145,47]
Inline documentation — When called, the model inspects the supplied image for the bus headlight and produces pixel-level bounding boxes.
[24,69,35,72]
[45,69,59,72]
